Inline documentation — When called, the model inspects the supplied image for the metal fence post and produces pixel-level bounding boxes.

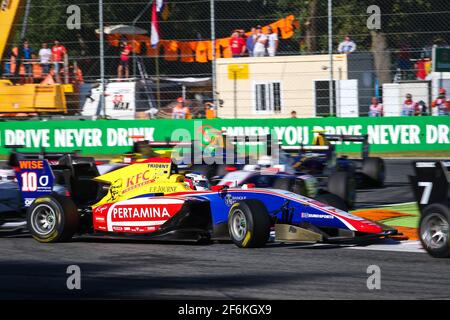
[328,0,334,117]
[210,0,218,112]
[99,0,106,118]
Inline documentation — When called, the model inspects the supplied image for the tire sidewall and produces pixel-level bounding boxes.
[228,200,270,248]
[316,193,349,212]
[27,196,66,243]
[419,203,450,258]
[273,177,293,192]
[229,202,255,247]
[363,157,385,187]
[328,172,355,208]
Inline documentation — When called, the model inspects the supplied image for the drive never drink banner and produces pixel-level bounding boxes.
[0,117,448,155]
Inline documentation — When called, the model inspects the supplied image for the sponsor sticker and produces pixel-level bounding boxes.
[224,194,247,207]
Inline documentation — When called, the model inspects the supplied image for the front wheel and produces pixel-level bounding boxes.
[26,194,79,243]
[228,200,271,248]
[327,172,356,209]
[362,157,385,187]
[316,193,349,212]
[419,204,450,258]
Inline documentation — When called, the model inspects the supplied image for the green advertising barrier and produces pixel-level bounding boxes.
[0,116,448,155]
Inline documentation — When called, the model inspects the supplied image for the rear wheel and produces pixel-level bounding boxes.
[228,200,271,248]
[327,172,356,209]
[27,194,79,243]
[273,178,293,192]
[419,204,450,258]
[362,157,385,187]
[316,193,349,212]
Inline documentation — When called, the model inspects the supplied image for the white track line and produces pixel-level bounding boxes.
[347,241,426,254]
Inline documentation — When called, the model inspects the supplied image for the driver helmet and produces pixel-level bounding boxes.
[257,155,273,168]
[185,173,210,191]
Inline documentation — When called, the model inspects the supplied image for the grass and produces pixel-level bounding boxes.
[352,202,420,229]
[378,203,420,228]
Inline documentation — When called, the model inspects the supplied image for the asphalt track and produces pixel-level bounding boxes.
[0,159,449,300]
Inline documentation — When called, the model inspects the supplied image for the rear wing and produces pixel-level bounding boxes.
[132,133,277,164]
[278,133,369,159]
[409,161,450,213]
[318,134,369,159]
[5,145,81,167]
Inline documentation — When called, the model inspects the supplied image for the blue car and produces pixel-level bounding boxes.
[16,157,397,247]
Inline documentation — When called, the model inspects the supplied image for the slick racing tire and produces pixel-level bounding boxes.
[292,179,307,196]
[419,204,450,258]
[327,172,356,209]
[362,157,385,187]
[27,194,79,243]
[316,193,349,212]
[228,200,271,248]
[273,178,293,192]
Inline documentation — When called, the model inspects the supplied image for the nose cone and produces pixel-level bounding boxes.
[351,219,384,234]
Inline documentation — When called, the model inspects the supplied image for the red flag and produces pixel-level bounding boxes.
[151,2,160,48]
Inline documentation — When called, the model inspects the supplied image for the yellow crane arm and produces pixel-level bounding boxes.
[0,0,23,61]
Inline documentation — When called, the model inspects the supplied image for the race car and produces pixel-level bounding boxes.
[0,147,84,233]
[218,157,354,211]
[410,161,450,258]
[281,132,386,188]
[14,156,397,247]
[103,134,272,182]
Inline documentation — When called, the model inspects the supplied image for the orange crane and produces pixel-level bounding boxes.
[0,0,72,117]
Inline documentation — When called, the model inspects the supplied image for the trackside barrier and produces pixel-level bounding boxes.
[0,116,448,155]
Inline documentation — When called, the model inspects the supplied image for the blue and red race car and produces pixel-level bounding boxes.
[12,155,397,247]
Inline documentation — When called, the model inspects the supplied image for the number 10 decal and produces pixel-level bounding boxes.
[21,172,38,192]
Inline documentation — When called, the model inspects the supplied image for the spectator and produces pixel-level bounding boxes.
[368,97,384,117]
[267,26,279,57]
[236,29,246,39]
[291,110,297,118]
[253,25,268,57]
[246,28,256,56]
[13,41,25,83]
[52,40,67,84]
[417,100,428,116]
[431,88,450,116]
[118,39,132,79]
[337,36,356,54]
[3,46,13,77]
[2,60,10,77]
[21,40,33,84]
[172,97,190,119]
[39,43,52,76]
[401,93,419,116]
[205,101,217,119]
[229,32,246,58]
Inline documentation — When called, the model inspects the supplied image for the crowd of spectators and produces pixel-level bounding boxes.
[4,39,68,84]
[369,88,449,117]
[229,25,279,58]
